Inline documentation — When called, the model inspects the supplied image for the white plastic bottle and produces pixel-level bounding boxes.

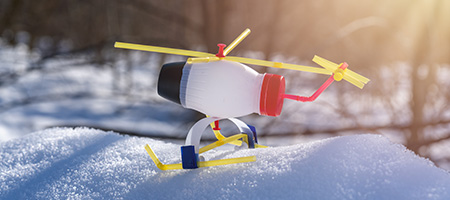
[157,60,286,118]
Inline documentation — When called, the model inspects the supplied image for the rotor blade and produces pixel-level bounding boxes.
[341,69,369,85]
[313,55,370,85]
[223,28,251,56]
[114,42,215,58]
[346,69,370,84]
[225,56,331,75]
[343,74,365,89]
[187,57,220,64]
[315,55,340,68]
[312,55,339,72]
[313,55,370,83]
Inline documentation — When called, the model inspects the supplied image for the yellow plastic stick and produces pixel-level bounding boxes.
[114,42,215,58]
[280,62,332,75]
[205,116,263,148]
[212,129,226,140]
[223,28,251,56]
[187,57,221,64]
[346,69,370,84]
[312,55,338,72]
[205,115,226,140]
[255,144,268,148]
[159,163,183,170]
[205,116,242,147]
[198,156,256,167]
[313,55,369,89]
[212,129,242,146]
[313,55,370,83]
[225,56,331,75]
[343,74,365,89]
[199,134,246,154]
[145,144,256,170]
[145,144,183,170]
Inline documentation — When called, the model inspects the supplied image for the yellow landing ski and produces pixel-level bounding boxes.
[145,133,260,170]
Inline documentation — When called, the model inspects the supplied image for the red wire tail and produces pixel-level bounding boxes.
[284,75,335,102]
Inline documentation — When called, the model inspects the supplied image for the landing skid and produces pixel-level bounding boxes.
[145,117,266,170]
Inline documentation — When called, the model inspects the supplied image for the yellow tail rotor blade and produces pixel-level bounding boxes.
[114,42,215,58]
[225,56,331,75]
[312,55,339,72]
[346,69,370,84]
[312,55,370,88]
[223,28,251,56]
[343,74,365,89]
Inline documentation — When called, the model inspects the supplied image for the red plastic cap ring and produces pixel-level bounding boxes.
[260,74,285,117]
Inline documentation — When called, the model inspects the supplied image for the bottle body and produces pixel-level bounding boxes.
[180,60,264,118]
[157,60,286,118]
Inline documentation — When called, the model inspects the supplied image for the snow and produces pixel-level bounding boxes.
[1,127,449,199]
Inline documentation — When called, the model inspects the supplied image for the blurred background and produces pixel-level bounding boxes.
[0,0,449,170]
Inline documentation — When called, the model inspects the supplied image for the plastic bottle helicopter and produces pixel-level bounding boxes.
[114,28,369,170]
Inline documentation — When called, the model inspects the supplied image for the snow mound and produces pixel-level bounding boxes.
[1,128,449,199]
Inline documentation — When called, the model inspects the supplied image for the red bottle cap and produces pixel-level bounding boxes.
[260,74,285,117]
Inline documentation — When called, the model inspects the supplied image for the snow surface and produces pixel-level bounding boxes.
[1,128,449,199]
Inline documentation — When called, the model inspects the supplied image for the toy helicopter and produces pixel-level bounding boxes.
[114,28,369,170]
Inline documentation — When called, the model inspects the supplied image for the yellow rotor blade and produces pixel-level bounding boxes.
[346,69,370,84]
[312,55,339,72]
[225,56,331,75]
[223,28,251,56]
[343,74,366,89]
[313,55,370,88]
[114,42,215,58]
[187,57,221,64]
[341,69,369,88]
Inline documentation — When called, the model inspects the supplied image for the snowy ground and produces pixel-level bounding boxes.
[1,127,449,199]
